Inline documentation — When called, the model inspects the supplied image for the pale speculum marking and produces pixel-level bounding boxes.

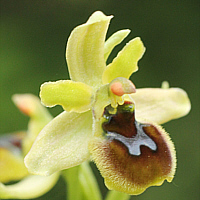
[106,122,157,156]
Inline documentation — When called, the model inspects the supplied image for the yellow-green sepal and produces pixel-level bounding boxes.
[130,87,191,124]
[104,29,130,61]
[102,37,145,84]
[25,110,93,176]
[0,173,59,199]
[66,11,112,88]
[40,80,93,113]
[0,147,28,183]
[12,94,53,155]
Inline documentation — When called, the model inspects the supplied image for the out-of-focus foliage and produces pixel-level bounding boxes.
[0,1,199,200]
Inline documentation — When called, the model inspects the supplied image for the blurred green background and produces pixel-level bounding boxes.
[0,1,199,200]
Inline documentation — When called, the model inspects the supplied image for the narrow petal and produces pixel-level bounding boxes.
[93,84,110,120]
[89,102,176,195]
[66,11,113,88]
[102,37,145,84]
[104,29,130,61]
[0,173,59,199]
[129,87,191,124]
[40,80,93,113]
[25,111,93,176]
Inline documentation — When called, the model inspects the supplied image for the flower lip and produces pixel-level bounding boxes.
[0,132,25,153]
[89,101,176,195]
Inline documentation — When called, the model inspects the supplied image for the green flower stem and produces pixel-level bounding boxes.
[79,161,102,200]
[62,166,83,200]
[105,190,130,200]
[62,162,102,200]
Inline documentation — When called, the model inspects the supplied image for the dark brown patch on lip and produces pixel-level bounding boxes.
[102,102,137,138]
[100,102,173,186]
[107,124,172,186]
[102,102,157,156]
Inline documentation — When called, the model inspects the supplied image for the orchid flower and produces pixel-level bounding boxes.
[0,94,59,199]
[25,11,191,195]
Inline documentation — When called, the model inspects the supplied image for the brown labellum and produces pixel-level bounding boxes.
[89,102,176,195]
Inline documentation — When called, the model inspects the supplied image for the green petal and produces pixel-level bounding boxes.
[25,110,93,176]
[0,173,59,199]
[12,94,53,155]
[40,80,93,113]
[66,11,112,88]
[102,37,145,84]
[129,87,191,124]
[93,84,110,120]
[104,29,130,61]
